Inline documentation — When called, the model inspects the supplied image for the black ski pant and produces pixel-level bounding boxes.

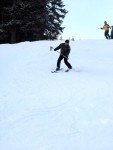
[111,35,113,39]
[57,55,72,69]
[111,33,113,39]
[104,30,110,39]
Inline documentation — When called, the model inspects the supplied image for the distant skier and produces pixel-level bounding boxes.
[110,26,113,39]
[100,21,110,39]
[54,40,72,71]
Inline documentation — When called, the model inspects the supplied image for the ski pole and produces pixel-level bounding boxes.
[50,46,54,51]
[50,46,69,59]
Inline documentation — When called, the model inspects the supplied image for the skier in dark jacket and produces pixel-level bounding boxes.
[111,26,113,39]
[100,21,110,39]
[54,40,72,71]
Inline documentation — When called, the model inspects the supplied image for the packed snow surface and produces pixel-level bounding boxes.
[0,39,113,150]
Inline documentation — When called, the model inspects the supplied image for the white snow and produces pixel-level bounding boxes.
[0,39,113,150]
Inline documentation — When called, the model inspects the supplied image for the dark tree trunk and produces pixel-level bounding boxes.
[10,27,16,44]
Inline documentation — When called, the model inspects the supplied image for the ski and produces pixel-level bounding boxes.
[51,68,71,73]
[51,68,63,73]
[65,69,70,72]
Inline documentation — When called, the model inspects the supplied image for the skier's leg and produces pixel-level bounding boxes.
[108,31,111,39]
[104,31,108,39]
[105,31,110,39]
[57,55,63,69]
[64,57,72,69]
[107,30,110,39]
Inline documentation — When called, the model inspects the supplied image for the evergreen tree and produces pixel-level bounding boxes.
[43,0,68,40]
[0,0,67,43]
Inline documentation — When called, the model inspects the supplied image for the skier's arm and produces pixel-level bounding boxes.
[100,25,105,30]
[54,44,61,51]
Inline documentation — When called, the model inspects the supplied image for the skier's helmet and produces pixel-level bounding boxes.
[104,21,107,24]
[65,40,69,44]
